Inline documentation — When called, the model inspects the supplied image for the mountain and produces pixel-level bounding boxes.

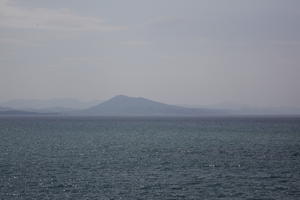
[80,95,224,116]
[14,106,77,114]
[195,102,300,115]
[0,98,101,112]
[0,106,12,111]
[0,110,42,115]
[0,106,51,115]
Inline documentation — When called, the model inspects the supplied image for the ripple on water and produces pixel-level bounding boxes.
[0,117,299,199]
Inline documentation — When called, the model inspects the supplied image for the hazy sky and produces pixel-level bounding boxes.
[1,0,300,107]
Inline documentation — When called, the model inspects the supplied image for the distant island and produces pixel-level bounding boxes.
[1,95,299,116]
[77,95,224,116]
[0,106,47,116]
[0,95,225,116]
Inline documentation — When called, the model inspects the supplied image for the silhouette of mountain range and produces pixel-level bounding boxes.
[0,106,48,115]
[80,95,224,116]
[2,95,298,116]
[0,98,100,111]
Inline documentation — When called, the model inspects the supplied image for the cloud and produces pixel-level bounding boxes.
[271,40,300,47]
[146,16,182,26]
[121,40,151,47]
[0,0,127,31]
[63,56,109,65]
[0,37,28,46]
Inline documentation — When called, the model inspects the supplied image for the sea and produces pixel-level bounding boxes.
[0,116,299,199]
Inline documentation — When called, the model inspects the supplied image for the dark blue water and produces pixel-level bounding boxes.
[0,116,299,199]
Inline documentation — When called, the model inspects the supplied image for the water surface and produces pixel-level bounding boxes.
[0,116,299,199]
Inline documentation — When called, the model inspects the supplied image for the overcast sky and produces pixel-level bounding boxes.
[1,0,300,107]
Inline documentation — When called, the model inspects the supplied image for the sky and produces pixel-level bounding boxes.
[1,0,300,107]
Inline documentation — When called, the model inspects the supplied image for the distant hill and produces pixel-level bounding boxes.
[0,106,52,115]
[0,106,55,116]
[80,95,224,116]
[187,102,300,115]
[0,106,12,111]
[0,110,42,115]
[0,98,100,111]
[2,97,298,116]
[15,107,76,114]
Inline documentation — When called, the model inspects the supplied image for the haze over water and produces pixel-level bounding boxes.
[1,0,300,199]
[1,0,300,108]
[1,116,299,199]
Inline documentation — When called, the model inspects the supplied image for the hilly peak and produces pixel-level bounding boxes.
[102,95,157,105]
[81,95,222,116]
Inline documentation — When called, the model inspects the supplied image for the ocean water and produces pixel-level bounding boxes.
[0,116,299,200]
